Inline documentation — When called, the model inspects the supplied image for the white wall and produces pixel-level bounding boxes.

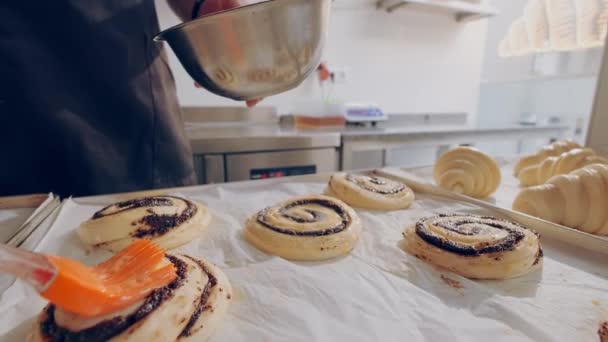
[155,0,488,123]
[476,0,604,156]
[478,0,603,132]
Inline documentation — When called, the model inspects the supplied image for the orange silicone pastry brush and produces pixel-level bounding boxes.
[0,240,176,317]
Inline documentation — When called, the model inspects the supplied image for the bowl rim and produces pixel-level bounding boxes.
[154,0,305,42]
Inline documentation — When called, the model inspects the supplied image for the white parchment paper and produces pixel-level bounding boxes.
[1,177,607,341]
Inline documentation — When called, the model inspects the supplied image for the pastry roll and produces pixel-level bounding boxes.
[28,255,231,342]
[433,147,501,198]
[518,148,608,186]
[244,195,361,261]
[326,173,415,210]
[514,140,580,176]
[403,214,542,280]
[513,163,608,235]
[600,322,608,342]
[78,196,211,252]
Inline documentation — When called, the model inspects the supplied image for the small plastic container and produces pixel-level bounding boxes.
[290,102,347,129]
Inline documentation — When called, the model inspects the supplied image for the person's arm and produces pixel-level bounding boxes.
[167,0,241,22]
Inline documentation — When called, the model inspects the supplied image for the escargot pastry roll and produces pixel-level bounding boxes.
[326,173,415,210]
[403,214,542,279]
[78,196,212,252]
[433,147,501,198]
[244,195,361,261]
[27,255,232,342]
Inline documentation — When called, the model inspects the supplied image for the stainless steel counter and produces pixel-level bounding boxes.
[186,125,341,154]
[185,122,568,183]
[186,123,568,153]
[338,124,568,169]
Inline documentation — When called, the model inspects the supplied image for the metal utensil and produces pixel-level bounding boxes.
[155,0,331,101]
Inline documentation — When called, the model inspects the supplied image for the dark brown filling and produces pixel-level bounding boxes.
[132,199,197,238]
[415,214,527,256]
[533,246,544,265]
[92,197,174,219]
[599,321,608,342]
[179,256,219,338]
[346,174,406,195]
[257,199,351,236]
[39,256,187,342]
[90,196,197,239]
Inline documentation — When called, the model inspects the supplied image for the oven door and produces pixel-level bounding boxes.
[225,148,338,182]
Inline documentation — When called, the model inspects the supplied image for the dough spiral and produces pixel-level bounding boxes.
[28,255,232,342]
[244,195,361,261]
[433,147,501,198]
[518,148,608,186]
[78,196,211,252]
[513,164,608,235]
[514,140,581,176]
[326,173,415,210]
[403,214,542,279]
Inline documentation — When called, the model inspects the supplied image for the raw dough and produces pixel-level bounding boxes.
[244,195,361,261]
[78,196,211,252]
[433,147,501,198]
[513,140,580,176]
[326,173,414,210]
[513,163,608,235]
[518,148,608,186]
[403,214,542,280]
[28,254,231,342]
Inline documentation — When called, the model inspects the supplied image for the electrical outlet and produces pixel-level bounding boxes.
[331,68,348,83]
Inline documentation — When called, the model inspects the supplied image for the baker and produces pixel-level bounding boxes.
[0,0,260,197]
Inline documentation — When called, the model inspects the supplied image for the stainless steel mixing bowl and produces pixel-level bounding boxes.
[155,0,331,101]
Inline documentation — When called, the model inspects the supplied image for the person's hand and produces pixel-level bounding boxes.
[198,0,259,17]
[195,0,264,107]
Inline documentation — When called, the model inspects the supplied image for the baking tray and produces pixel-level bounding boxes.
[0,171,607,341]
[396,159,608,252]
[0,194,62,294]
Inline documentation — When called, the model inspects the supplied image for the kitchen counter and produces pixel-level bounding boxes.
[186,124,341,154]
[186,123,568,154]
[186,122,568,183]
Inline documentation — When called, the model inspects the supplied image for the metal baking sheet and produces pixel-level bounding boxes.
[0,173,606,341]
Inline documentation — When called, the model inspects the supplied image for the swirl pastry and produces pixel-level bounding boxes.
[78,196,211,252]
[326,173,415,210]
[244,195,361,261]
[513,164,608,235]
[403,214,542,279]
[514,140,581,176]
[600,322,608,342]
[518,148,608,186]
[28,254,231,342]
[433,147,501,198]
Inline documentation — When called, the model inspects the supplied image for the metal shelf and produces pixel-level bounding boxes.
[376,0,497,22]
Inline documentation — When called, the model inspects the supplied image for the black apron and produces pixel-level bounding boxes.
[0,1,196,197]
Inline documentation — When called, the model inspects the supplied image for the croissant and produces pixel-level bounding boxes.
[513,164,608,235]
[513,140,581,176]
[518,148,608,186]
[433,146,501,198]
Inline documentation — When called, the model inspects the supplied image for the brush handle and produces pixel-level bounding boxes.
[0,244,56,292]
